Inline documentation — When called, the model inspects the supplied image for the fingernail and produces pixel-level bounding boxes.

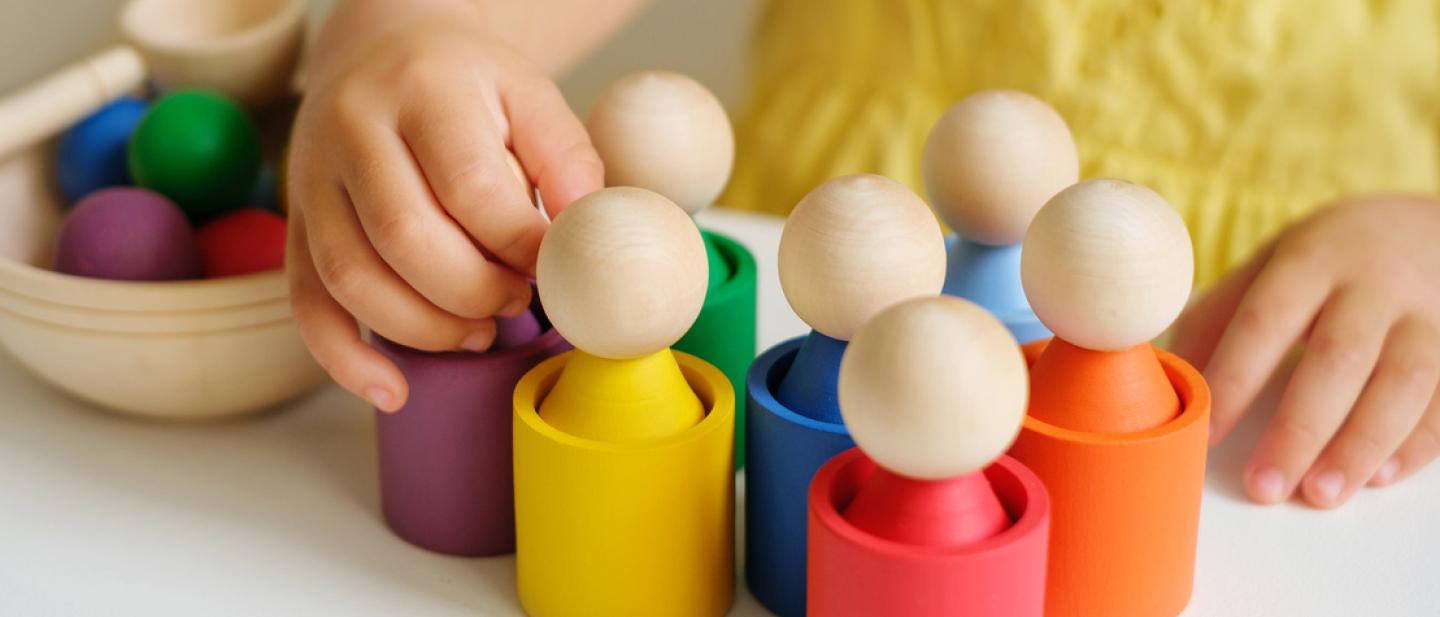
[366,387,396,412]
[1249,467,1286,504]
[1309,470,1345,506]
[1372,458,1400,486]
[460,330,495,353]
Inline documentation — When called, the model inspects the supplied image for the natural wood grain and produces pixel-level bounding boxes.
[778,173,945,341]
[922,90,1078,246]
[1022,178,1194,351]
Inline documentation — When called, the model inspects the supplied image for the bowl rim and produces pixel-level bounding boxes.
[0,302,295,335]
[120,0,306,56]
[0,256,288,312]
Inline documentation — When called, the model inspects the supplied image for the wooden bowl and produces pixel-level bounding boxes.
[0,144,325,420]
[120,0,306,108]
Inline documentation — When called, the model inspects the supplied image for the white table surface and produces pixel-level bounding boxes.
[1,208,1437,616]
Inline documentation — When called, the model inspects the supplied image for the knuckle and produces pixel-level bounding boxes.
[1409,420,1440,455]
[1306,332,1368,375]
[1204,362,1252,407]
[313,251,364,301]
[1274,232,1328,270]
[1205,369,1245,404]
[560,139,605,178]
[369,211,430,264]
[1335,428,1391,464]
[1385,350,1438,392]
[387,52,449,93]
[1273,418,1330,455]
[329,81,374,126]
[1355,253,1394,282]
[442,162,507,206]
[1230,303,1282,340]
[490,220,542,258]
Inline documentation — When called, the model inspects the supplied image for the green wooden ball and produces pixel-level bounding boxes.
[128,90,261,222]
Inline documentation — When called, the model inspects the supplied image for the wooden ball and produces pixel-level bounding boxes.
[922,90,1078,246]
[129,90,261,222]
[55,187,201,281]
[585,70,733,214]
[536,186,707,359]
[839,296,1029,480]
[196,208,286,278]
[55,95,149,204]
[778,174,946,340]
[1022,179,1194,351]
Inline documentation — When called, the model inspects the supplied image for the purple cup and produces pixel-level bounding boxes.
[371,309,569,556]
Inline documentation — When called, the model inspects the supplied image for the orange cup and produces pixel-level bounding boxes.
[1008,340,1210,617]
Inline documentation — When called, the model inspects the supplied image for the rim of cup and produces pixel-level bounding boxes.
[120,0,306,56]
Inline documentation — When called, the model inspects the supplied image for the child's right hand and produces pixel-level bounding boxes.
[286,4,603,412]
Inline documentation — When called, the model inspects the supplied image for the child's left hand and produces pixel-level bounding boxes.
[1171,196,1440,508]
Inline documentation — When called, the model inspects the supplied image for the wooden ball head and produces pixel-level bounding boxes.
[585,71,734,215]
[1009,179,1208,616]
[839,296,1029,480]
[536,186,707,360]
[1022,179,1194,352]
[838,296,1028,547]
[778,174,946,341]
[922,90,1078,246]
[807,297,1051,617]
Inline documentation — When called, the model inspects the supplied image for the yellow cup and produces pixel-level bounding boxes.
[513,349,735,617]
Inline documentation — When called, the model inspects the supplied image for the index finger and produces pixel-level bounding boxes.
[503,75,604,219]
[400,93,548,276]
[1204,249,1331,444]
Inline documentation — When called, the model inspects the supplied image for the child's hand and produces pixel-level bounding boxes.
[286,4,603,412]
[1172,197,1440,508]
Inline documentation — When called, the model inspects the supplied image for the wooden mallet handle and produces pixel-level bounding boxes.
[0,45,146,160]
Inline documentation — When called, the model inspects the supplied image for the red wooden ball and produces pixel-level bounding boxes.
[196,208,287,278]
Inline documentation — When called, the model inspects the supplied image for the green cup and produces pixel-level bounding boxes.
[675,229,758,467]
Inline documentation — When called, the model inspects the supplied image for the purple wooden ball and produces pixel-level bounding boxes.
[55,187,202,281]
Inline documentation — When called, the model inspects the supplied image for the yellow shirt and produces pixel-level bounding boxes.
[722,0,1440,287]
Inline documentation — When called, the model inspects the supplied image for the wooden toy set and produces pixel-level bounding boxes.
[376,76,1206,617]
[1,3,1212,612]
[0,0,319,419]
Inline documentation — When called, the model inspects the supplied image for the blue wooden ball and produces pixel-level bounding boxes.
[55,96,150,204]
